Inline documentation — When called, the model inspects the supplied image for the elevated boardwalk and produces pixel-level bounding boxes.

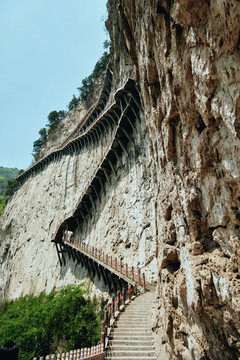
[53,239,146,293]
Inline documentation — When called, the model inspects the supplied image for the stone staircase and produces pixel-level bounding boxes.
[106,291,157,360]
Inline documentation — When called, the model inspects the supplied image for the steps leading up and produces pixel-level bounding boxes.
[106,291,157,360]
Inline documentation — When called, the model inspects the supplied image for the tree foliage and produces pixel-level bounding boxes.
[0,284,105,360]
[68,95,79,111]
[77,51,110,103]
[47,110,66,127]
[32,110,66,155]
[0,167,20,216]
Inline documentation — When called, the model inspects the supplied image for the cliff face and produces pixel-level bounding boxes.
[111,0,240,359]
[1,1,240,359]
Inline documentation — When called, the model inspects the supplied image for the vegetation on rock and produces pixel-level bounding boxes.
[0,284,105,360]
[0,167,20,216]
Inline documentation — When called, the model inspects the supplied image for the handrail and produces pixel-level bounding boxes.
[33,344,104,360]
[62,239,146,291]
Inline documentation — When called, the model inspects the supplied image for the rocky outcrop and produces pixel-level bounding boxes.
[111,0,240,359]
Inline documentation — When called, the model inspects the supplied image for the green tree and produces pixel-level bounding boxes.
[33,138,44,154]
[38,128,48,141]
[68,95,79,110]
[0,284,104,360]
[47,110,65,127]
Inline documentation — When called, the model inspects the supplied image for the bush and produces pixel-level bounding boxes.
[68,95,79,111]
[47,110,66,127]
[77,51,110,103]
[0,284,104,360]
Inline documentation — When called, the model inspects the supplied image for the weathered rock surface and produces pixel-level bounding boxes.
[112,0,240,358]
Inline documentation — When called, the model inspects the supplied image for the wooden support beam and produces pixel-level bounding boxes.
[126,115,137,132]
[99,265,107,286]
[91,185,101,202]
[110,148,121,163]
[75,250,84,266]
[111,274,118,293]
[92,261,101,281]
[106,158,117,176]
[89,259,95,278]
[59,243,66,266]
[55,243,62,267]
[131,103,141,123]
[82,201,91,216]
[88,194,96,211]
[119,126,134,145]
[69,246,76,262]
[100,167,111,185]
[99,120,107,133]
[80,211,87,224]
[130,93,142,112]
[116,139,128,156]
[96,176,106,195]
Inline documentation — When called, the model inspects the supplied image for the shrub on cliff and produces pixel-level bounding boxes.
[0,284,104,360]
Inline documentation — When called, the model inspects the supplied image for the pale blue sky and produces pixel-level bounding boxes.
[0,0,108,170]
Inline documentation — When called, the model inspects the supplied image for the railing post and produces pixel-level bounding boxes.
[128,284,132,300]
[101,320,105,347]
[111,299,115,316]
[126,263,128,277]
[104,309,109,327]
[117,290,120,311]
[111,256,113,268]
[120,259,122,274]
[142,273,146,292]
[115,257,117,271]
[123,287,126,305]
[132,266,134,281]
[106,253,108,265]
[138,267,141,284]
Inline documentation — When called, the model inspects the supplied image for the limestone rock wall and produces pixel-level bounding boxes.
[111,0,240,359]
[0,121,114,299]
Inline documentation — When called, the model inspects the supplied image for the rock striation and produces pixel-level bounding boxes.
[111,0,240,359]
[1,0,240,359]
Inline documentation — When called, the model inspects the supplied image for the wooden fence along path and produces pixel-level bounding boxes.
[63,239,146,291]
[33,345,104,360]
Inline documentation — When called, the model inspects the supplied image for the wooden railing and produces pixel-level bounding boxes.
[33,344,104,360]
[63,239,146,291]
[101,287,138,349]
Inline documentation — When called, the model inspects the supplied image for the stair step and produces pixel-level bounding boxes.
[110,346,155,351]
[109,340,154,346]
[106,358,157,360]
[109,335,153,341]
[106,350,156,357]
[112,330,151,334]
